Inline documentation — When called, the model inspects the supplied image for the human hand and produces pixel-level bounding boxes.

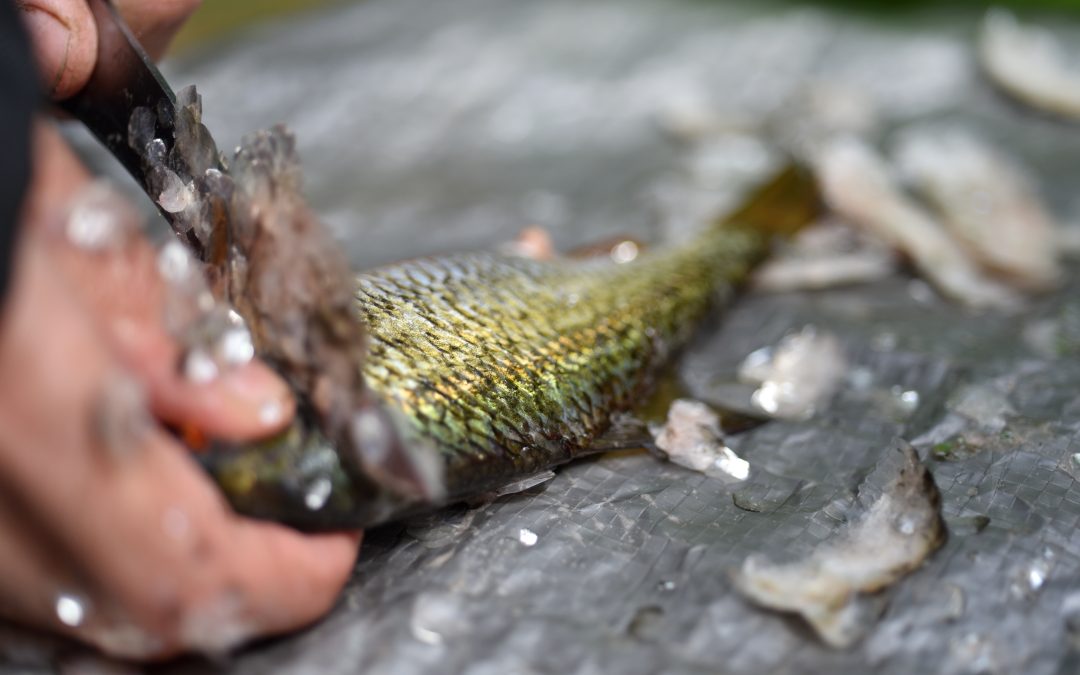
[1,2,366,653]
[17,0,201,99]
[0,121,361,660]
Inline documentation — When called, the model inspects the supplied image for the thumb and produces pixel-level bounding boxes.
[17,0,97,100]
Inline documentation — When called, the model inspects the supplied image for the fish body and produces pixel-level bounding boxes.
[204,167,818,530]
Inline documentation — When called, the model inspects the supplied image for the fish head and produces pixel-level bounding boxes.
[200,406,445,530]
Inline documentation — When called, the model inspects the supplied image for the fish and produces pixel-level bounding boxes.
[201,165,819,530]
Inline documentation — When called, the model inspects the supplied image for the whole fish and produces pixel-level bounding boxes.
[203,166,819,530]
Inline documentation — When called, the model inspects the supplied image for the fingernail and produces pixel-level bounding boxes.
[19,5,72,97]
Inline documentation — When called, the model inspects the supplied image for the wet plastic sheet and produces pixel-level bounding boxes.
[8,0,1080,673]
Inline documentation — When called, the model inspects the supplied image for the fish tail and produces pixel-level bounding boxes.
[720,163,821,239]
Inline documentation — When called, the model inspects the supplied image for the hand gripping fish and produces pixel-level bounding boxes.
[202,161,820,530]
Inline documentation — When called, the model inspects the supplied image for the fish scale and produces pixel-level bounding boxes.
[361,234,753,493]
[203,166,818,529]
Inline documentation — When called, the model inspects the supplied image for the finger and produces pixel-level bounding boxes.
[0,489,83,635]
[31,427,358,657]
[17,0,97,100]
[0,235,355,658]
[22,122,296,441]
[40,231,296,441]
[213,522,361,640]
[81,244,298,440]
[114,0,202,60]
[128,324,297,442]
[0,419,358,658]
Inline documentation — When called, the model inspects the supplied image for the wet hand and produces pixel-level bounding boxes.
[0,124,361,659]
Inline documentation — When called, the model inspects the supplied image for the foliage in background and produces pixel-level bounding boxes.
[170,0,1078,56]
[171,0,345,54]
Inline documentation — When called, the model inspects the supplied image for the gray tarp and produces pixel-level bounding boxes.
[6,0,1080,673]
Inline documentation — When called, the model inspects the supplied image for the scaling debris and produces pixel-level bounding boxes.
[752,217,898,292]
[731,442,946,648]
[979,10,1080,121]
[815,136,1021,310]
[737,326,847,420]
[650,399,750,481]
[893,125,1061,289]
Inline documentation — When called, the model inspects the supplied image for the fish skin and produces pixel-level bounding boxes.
[203,166,819,530]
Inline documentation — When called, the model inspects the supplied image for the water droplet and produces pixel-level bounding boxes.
[158,240,193,284]
[184,348,218,383]
[895,388,920,413]
[259,400,284,426]
[66,189,127,251]
[1010,556,1053,600]
[411,623,443,646]
[1071,452,1080,469]
[751,383,780,415]
[218,326,255,365]
[1028,562,1048,591]
[711,445,751,481]
[610,240,639,264]
[565,292,580,307]
[895,515,917,535]
[657,580,677,592]
[409,594,463,647]
[518,528,539,547]
[56,592,87,627]
[304,478,333,511]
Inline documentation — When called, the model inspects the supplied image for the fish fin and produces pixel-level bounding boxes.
[588,413,657,453]
[489,470,558,498]
[343,401,447,502]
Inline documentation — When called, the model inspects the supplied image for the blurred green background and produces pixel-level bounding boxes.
[171,0,1080,55]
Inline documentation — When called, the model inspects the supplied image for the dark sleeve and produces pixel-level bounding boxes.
[0,0,41,307]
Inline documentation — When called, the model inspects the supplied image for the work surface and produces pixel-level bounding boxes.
[10,0,1080,672]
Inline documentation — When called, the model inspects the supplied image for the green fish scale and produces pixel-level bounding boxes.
[356,226,761,498]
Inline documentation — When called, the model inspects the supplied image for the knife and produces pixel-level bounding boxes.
[61,0,217,259]
[57,0,434,505]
